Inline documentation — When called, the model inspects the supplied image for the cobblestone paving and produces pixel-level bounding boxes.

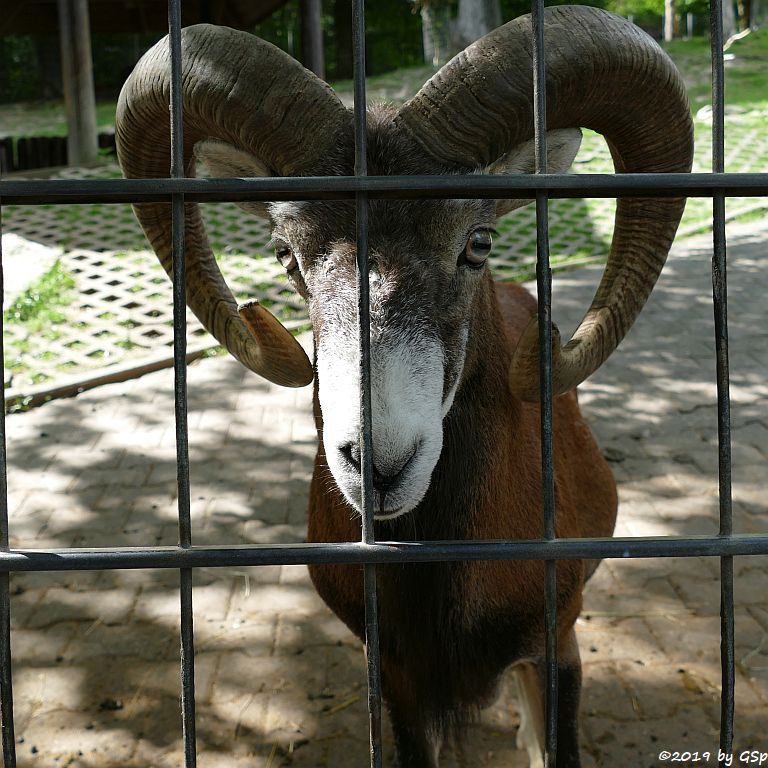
[4,221,766,767]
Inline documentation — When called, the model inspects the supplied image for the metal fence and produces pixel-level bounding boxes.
[2,0,768,766]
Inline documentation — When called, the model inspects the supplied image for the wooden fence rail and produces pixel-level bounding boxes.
[0,132,116,173]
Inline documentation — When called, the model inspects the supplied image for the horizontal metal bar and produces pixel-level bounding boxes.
[1,534,767,572]
[2,173,768,205]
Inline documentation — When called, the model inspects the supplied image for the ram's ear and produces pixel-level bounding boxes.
[194,139,272,219]
[489,128,582,217]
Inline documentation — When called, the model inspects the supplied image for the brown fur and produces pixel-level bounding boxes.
[307,275,617,766]
[191,108,620,767]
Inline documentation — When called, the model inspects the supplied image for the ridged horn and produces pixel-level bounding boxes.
[395,5,694,401]
[116,24,352,387]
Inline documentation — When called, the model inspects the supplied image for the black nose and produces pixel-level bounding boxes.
[371,465,399,494]
[339,443,415,494]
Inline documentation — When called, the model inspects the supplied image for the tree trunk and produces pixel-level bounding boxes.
[664,0,675,41]
[736,0,751,28]
[57,0,98,166]
[753,0,766,25]
[722,0,738,39]
[455,0,501,49]
[420,2,455,66]
[301,0,325,79]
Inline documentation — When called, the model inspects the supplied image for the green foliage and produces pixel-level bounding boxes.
[605,0,662,15]
[251,0,423,78]
[91,33,159,96]
[604,0,707,18]
[363,1,425,74]
[500,0,608,21]
[0,36,45,104]
[250,2,303,59]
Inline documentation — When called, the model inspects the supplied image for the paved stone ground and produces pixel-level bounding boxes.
[3,221,767,767]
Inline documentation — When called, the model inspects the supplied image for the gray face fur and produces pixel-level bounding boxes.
[271,195,493,517]
[196,112,582,519]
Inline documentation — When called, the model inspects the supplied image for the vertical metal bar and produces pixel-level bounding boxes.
[178,566,196,768]
[168,0,197,765]
[352,1,382,765]
[531,2,558,765]
[0,573,13,768]
[710,0,734,760]
[0,204,17,768]
[169,8,191,554]
[353,28,374,546]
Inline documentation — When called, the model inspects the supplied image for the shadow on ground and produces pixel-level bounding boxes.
[4,223,767,766]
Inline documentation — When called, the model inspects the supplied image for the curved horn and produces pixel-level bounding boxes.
[116,24,352,387]
[395,5,694,400]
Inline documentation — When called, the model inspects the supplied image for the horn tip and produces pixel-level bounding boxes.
[238,301,314,388]
[237,299,260,314]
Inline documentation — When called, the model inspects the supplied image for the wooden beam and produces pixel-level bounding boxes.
[57,0,98,166]
[0,0,31,36]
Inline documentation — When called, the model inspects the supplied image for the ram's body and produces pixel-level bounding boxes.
[116,7,693,766]
[308,278,617,763]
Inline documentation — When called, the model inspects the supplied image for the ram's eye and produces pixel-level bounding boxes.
[463,229,493,267]
[275,245,297,272]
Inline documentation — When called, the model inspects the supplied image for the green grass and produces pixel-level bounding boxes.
[330,64,436,103]
[4,260,75,326]
[4,260,78,387]
[664,28,768,110]
[0,100,117,139]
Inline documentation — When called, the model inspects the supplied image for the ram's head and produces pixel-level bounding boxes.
[117,6,693,516]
